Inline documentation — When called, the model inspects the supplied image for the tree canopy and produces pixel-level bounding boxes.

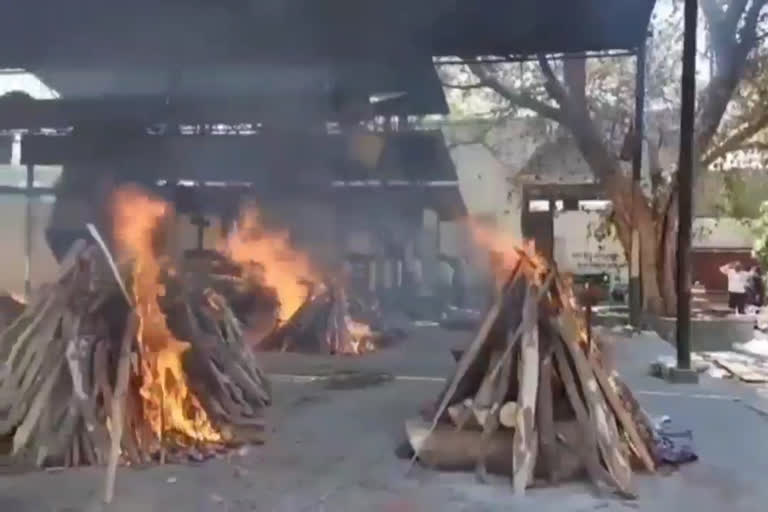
[440,0,768,314]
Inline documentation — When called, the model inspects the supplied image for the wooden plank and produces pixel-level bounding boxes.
[476,347,513,483]
[472,350,502,427]
[66,334,111,464]
[554,313,634,497]
[709,354,768,383]
[513,285,539,493]
[590,351,656,473]
[553,340,616,492]
[11,357,65,455]
[537,349,558,483]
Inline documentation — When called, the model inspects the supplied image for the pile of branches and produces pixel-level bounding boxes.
[259,285,380,355]
[404,251,656,498]
[0,240,271,470]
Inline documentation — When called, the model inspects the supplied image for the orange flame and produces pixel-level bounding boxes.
[468,220,546,283]
[223,204,319,322]
[345,319,377,355]
[112,185,221,445]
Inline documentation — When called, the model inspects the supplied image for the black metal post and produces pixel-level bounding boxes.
[24,163,35,299]
[629,40,647,328]
[676,0,698,371]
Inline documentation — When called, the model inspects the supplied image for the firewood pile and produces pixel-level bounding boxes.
[404,250,656,498]
[180,249,282,343]
[0,239,271,470]
[259,283,386,355]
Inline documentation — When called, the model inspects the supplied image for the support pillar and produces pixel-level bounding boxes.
[674,0,698,383]
[629,40,646,328]
[24,163,34,299]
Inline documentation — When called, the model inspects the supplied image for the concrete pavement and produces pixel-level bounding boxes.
[1,325,767,511]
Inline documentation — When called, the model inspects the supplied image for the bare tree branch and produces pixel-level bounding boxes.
[440,81,486,90]
[466,63,565,122]
[702,107,768,166]
[536,55,569,105]
[696,0,768,157]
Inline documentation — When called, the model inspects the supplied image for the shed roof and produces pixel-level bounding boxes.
[0,1,655,117]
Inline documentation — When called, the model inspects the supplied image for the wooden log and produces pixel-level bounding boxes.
[66,334,111,464]
[471,350,502,427]
[448,399,480,430]
[406,418,585,482]
[554,313,634,497]
[476,346,513,482]
[589,350,656,473]
[553,339,616,493]
[498,402,518,429]
[536,351,558,483]
[11,354,66,455]
[512,285,540,493]
[105,312,138,504]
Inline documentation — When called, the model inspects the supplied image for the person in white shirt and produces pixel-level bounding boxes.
[720,262,750,314]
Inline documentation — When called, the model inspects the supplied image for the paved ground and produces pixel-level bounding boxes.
[2,325,768,511]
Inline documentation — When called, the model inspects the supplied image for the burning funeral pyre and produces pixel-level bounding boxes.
[403,237,656,498]
[220,204,386,356]
[0,186,271,470]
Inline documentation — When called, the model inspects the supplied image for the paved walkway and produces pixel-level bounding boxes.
[1,326,767,511]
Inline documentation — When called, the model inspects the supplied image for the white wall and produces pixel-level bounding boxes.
[692,217,754,249]
[553,211,628,282]
[0,196,60,296]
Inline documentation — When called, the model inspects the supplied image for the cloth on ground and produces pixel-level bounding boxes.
[651,415,698,465]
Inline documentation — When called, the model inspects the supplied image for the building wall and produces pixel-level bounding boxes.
[553,210,628,282]
[0,196,60,296]
[443,119,759,292]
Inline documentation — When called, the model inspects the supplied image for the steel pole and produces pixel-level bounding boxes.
[629,41,647,328]
[24,163,34,299]
[676,0,698,370]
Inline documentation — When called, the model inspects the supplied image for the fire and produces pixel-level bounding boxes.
[345,319,377,354]
[112,185,221,445]
[468,220,547,283]
[223,204,319,322]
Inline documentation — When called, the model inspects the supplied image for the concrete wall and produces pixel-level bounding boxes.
[0,196,60,296]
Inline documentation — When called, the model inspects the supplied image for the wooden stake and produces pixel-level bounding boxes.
[555,313,634,497]
[553,339,615,492]
[86,223,133,307]
[536,350,558,483]
[590,352,656,473]
[104,312,138,504]
[512,285,539,493]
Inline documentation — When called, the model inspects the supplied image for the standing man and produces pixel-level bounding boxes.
[720,262,749,314]
[747,266,765,310]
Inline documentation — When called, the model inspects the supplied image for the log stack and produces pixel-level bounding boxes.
[259,284,386,355]
[405,251,656,498]
[0,241,271,469]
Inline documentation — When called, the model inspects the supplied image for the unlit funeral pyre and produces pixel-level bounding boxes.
[405,250,656,498]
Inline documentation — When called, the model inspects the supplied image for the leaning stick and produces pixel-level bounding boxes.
[104,312,138,504]
[86,223,133,306]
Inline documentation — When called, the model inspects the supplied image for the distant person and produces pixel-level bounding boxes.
[747,266,765,309]
[720,261,749,314]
